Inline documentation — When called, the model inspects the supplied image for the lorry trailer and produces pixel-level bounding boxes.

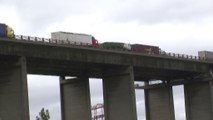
[101,42,131,51]
[198,51,213,61]
[131,44,160,54]
[51,31,99,46]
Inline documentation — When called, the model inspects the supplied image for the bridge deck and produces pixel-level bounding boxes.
[0,37,212,81]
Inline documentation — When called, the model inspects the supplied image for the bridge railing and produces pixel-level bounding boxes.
[161,52,200,60]
[14,35,203,61]
[15,35,51,43]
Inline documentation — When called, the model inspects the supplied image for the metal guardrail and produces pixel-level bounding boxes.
[16,35,52,43]
[161,52,201,60]
[14,35,204,61]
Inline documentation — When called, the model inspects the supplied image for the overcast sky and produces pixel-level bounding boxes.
[1,0,213,120]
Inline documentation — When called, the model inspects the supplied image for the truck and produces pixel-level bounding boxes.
[0,23,15,38]
[131,44,160,54]
[101,42,131,51]
[198,51,213,61]
[51,31,99,46]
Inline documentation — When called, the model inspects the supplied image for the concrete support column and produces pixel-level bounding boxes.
[144,83,175,120]
[0,57,29,120]
[103,66,137,120]
[184,80,213,120]
[60,77,92,120]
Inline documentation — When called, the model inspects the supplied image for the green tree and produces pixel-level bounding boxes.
[36,108,50,120]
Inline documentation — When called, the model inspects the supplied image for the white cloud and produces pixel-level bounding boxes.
[101,0,213,24]
[0,5,21,28]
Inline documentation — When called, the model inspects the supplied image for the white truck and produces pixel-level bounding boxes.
[198,51,213,61]
[51,31,99,46]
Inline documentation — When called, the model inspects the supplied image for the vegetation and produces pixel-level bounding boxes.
[36,108,50,120]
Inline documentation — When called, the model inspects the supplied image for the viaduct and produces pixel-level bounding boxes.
[0,37,213,120]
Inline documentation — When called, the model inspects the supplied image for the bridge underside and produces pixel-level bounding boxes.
[24,57,199,81]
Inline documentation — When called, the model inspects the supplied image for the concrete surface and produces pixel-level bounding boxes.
[0,57,29,120]
[144,83,175,120]
[184,80,213,120]
[60,77,92,120]
[103,66,137,120]
[0,38,212,81]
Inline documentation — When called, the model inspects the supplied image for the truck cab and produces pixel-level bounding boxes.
[6,25,15,38]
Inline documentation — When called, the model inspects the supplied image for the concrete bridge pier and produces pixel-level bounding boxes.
[103,66,137,120]
[184,74,213,120]
[144,82,175,120]
[60,77,92,120]
[0,57,29,120]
